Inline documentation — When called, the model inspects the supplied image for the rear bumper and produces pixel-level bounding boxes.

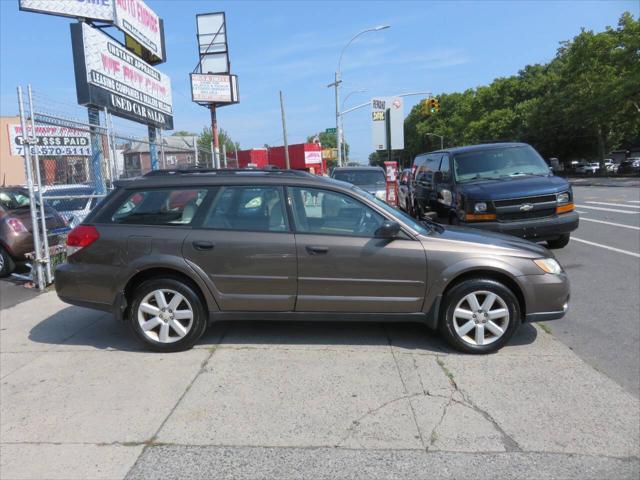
[461,211,579,241]
[55,263,114,313]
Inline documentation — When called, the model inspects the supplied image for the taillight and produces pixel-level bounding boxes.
[66,225,99,256]
[7,217,28,234]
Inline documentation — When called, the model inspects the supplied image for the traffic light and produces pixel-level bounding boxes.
[421,98,440,115]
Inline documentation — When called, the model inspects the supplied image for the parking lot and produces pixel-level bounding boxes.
[0,184,639,479]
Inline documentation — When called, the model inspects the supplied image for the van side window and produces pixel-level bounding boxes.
[439,154,451,181]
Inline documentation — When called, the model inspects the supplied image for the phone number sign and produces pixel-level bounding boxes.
[8,124,92,157]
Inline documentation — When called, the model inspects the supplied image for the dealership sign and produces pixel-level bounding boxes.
[113,0,165,61]
[19,0,166,64]
[19,0,114,21]
[71,22,173,128]
[8,124,92,157]
[190,73,238,104]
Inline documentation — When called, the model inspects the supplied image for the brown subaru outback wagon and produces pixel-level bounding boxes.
[55,169,570,353]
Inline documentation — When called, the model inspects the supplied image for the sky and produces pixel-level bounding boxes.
[0,0,637,162]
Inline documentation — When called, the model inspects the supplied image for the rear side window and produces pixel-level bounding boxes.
[202,186,288,232]
[111,188,208,225]
[439,154,451,181]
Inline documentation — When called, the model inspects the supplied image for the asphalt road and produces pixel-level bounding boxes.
[548,185,640,397]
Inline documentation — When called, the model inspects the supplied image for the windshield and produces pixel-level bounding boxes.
[453,145,550,183]
[44,190,94,211]
[0,190,31,210]
[353,187,431,235]
[334,170,386,186]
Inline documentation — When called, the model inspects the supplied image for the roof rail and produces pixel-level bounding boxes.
[143,168,314,178]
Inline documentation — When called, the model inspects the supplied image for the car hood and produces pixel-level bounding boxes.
[420,223,552,259]
[460,175,569,201]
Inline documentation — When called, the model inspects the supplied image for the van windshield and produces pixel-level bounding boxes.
[453,145,550,183]
[334,170,386,186]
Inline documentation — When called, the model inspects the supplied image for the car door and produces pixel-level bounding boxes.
[183,185,297,311]
[288,186,427,313]
[433,154,454,217]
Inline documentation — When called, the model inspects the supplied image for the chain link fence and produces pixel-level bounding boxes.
[10,85,216,289]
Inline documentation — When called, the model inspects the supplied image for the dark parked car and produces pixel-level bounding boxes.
[55,169,570,354]
[398,168,413,214]
[0,187,68,276]
[410,143,579,248]
[331,166,387,200]
[617,158,640,175]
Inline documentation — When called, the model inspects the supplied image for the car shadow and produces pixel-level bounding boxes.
[28,306,538,354]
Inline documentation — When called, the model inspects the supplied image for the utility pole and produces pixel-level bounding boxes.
[279,90,290,169]
[333,73,342,167]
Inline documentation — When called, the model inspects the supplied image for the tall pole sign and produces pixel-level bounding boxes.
[190,12,239,168]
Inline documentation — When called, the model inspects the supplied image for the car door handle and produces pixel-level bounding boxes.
[192,241,214,251]
[306,245,329,255]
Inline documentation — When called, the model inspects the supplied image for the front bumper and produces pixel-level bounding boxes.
[461,211,579,241]
[519,271,570,322]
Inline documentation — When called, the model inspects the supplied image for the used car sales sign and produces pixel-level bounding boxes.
[71,22,173,129]
[8,124,92,157]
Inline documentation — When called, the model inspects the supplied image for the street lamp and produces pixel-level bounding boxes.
[328,25,390,167]
[426,132,444,150]
[340,89,367,163]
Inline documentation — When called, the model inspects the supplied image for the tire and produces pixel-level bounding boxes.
[439,278,521,354]
[547,233,570,249]
[128,277,208,352]
[0,246,15,278]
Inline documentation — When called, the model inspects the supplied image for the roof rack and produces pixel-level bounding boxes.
[143,168,314,178]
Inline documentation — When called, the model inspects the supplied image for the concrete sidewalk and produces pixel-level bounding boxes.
[1,293,638,479]
[567,176,640,188]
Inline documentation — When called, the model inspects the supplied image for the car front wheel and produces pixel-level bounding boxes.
[128,278,207,352]
[439,278,521,354]
[547,233,570,249]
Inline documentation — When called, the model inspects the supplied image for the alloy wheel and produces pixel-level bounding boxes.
[137,289,194,344]
[452,290,510,346]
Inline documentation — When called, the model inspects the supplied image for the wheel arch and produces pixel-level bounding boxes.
[441,269,526,320]
[119,266,216,322]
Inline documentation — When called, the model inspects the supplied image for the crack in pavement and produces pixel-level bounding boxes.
[434,355,522,452]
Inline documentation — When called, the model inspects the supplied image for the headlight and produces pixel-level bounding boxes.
[557,192,570,204]
[474,202,487,213]
[375,189,386,200]
[533,258,562,274]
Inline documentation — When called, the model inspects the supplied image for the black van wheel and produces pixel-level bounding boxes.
[0,247,15,278]
[439,278,521,354]
[547,234,570,249]
[128,278,207,352]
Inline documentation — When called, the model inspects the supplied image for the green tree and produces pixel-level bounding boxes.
[198,127,240,155]
[402,12,639,168]
[306,131,350,169]
[172,130,197,137]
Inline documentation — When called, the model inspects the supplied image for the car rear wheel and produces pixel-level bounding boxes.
[439,278,520,354]
[0,246,15,278]
[547,233,570,249]
[128,278,207,352]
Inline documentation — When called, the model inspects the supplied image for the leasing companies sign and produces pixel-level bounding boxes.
[71,22,173,129]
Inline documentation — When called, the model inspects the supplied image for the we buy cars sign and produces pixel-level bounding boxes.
[8,124,91,157]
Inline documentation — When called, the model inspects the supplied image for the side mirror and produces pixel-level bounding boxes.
[438,188,453,206]
[433,171,444,183]
[375,220,401,239]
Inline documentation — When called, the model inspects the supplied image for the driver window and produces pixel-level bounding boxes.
[290,187,384,237]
